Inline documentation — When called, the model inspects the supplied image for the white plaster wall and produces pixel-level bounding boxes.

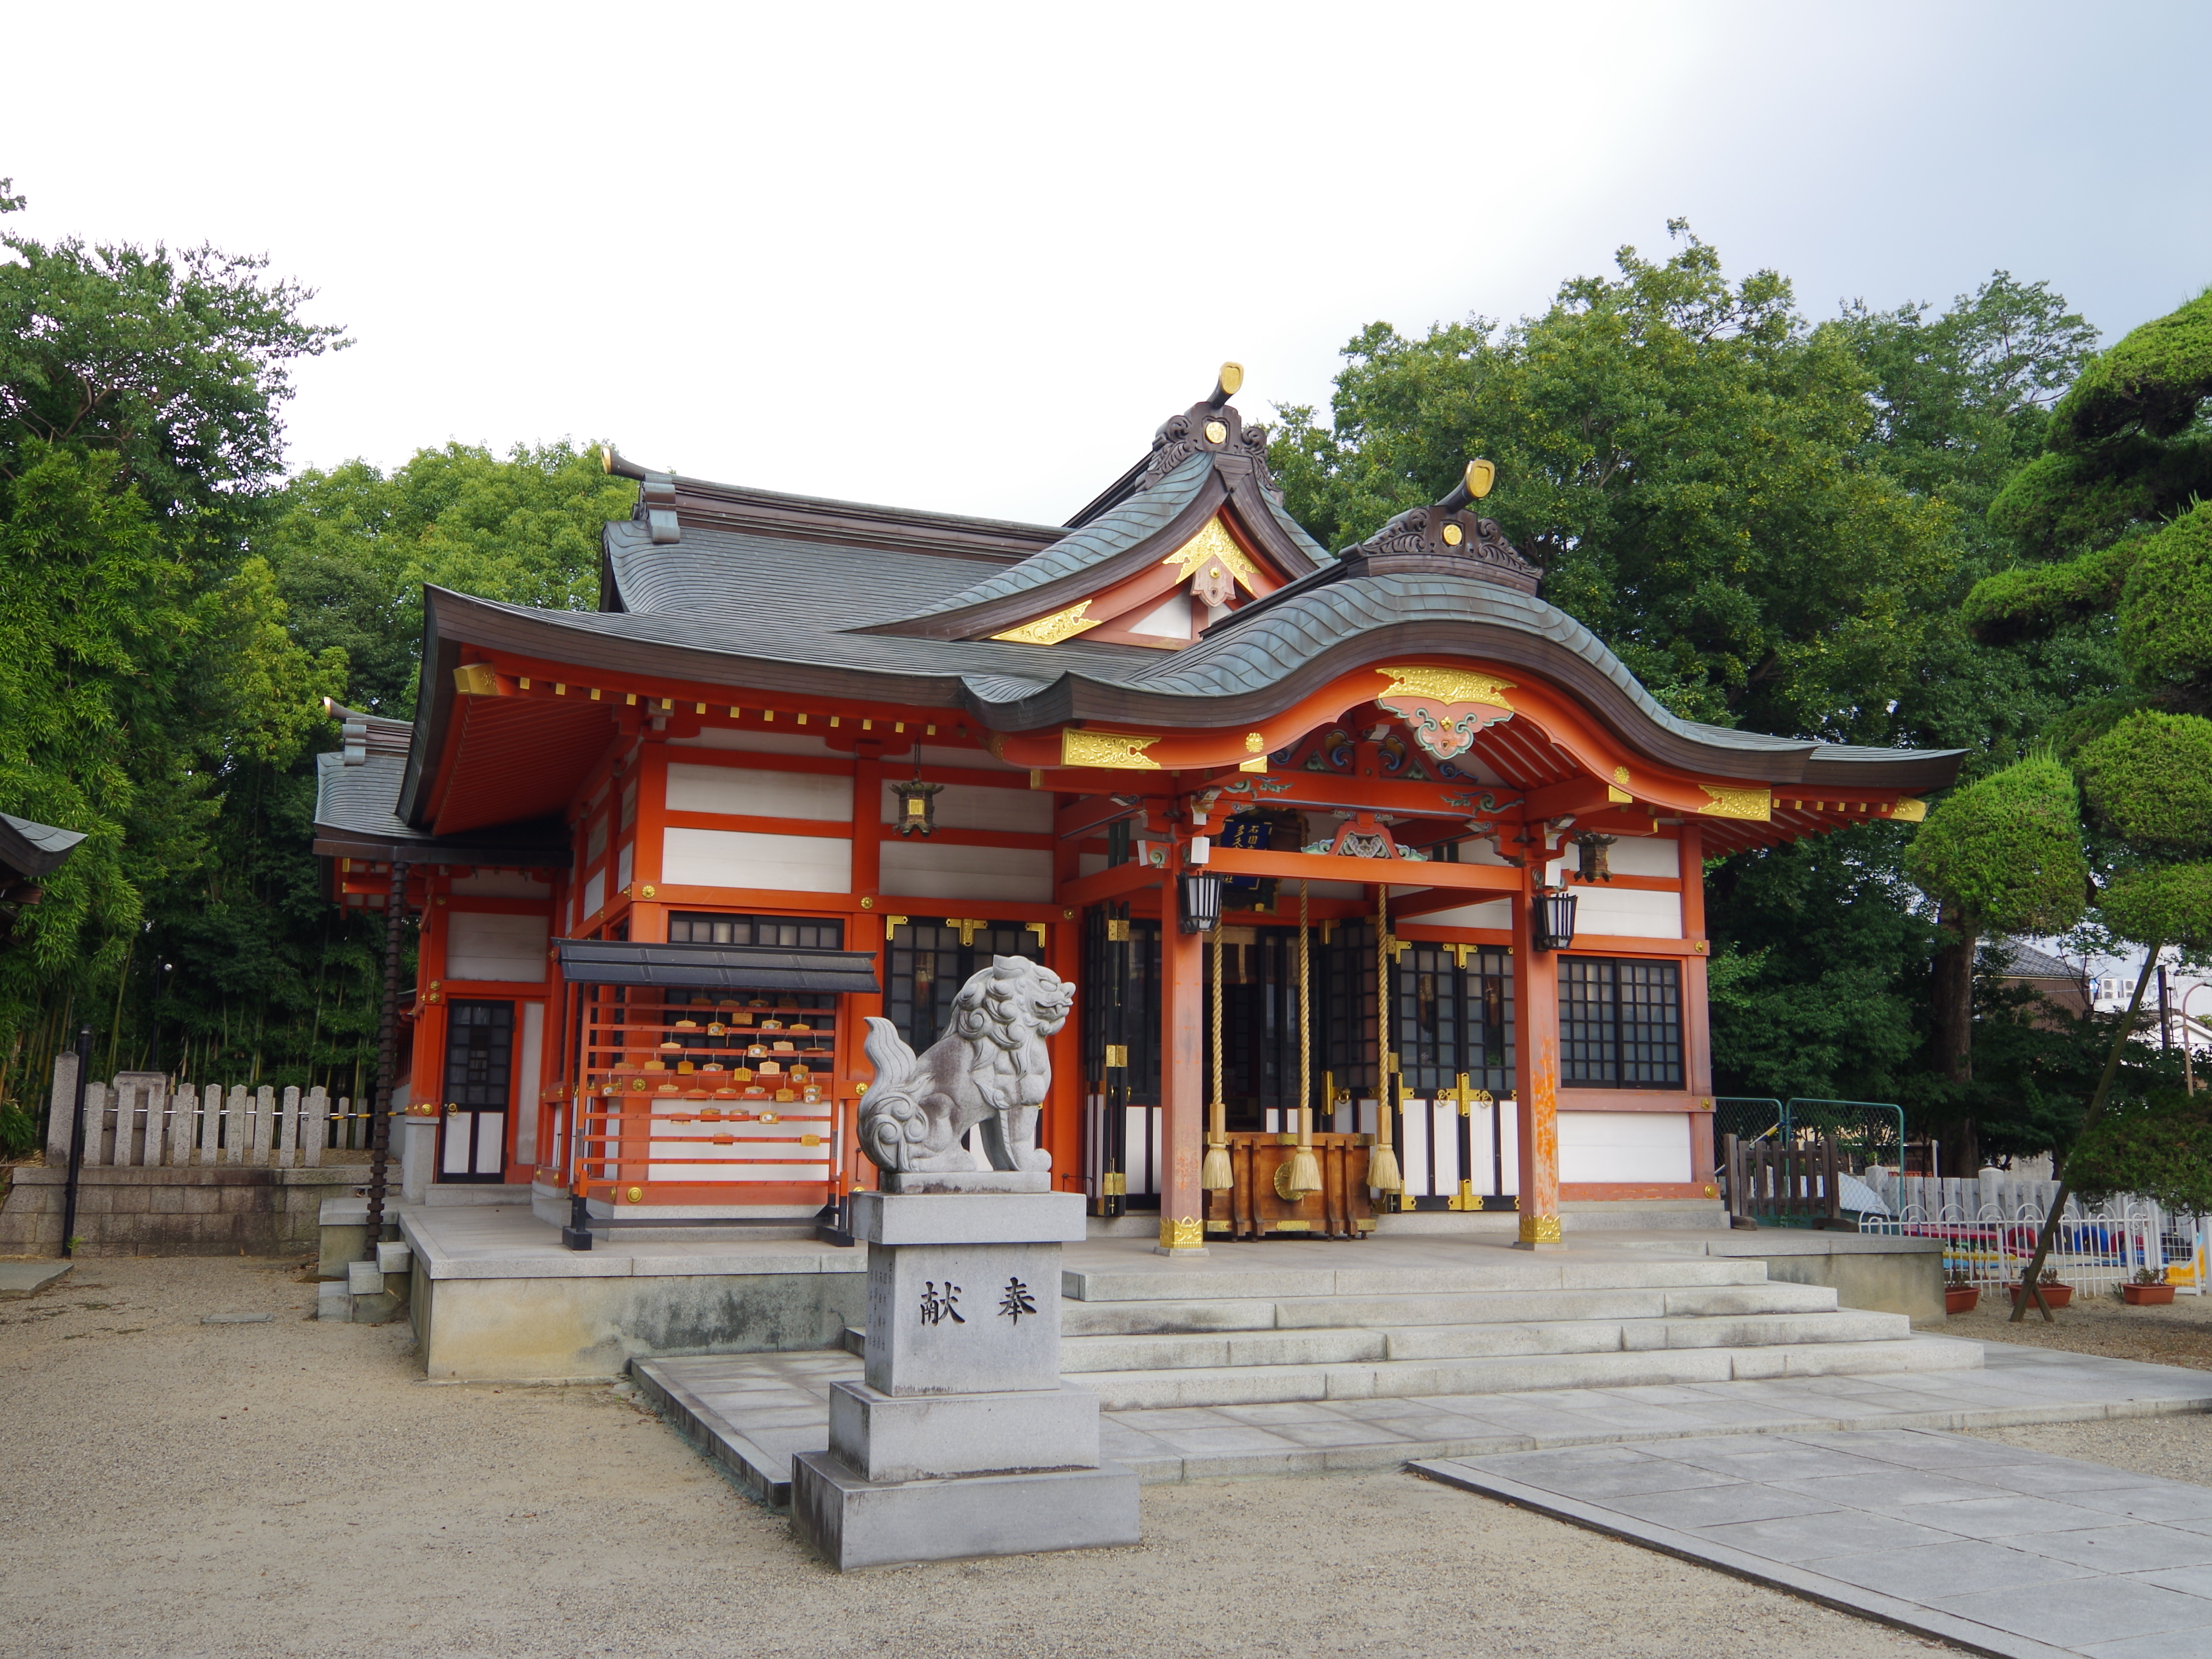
[880,841,1053,902]
[1570,886,1682,938]
[449,870,552,898]
[1418,899,1514,929]
[446,911,549,982]
[880,781,1052,832]
[1558,1111,1692,1183]
[514,1002,543,1163]
[667,763,851,821]
[662,828,851,893]
[581,869,604,919]
[617,842,633,892]
[1602,835,1681,877]
[669,728,833,756]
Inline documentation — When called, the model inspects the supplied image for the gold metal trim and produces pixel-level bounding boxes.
[1159,1215,1205,1250]
[1160,515,1259,590]
[1374,665,1515,709]
[1697,785,1772,821]
[1061,728,1163,770]
[1890,797,1927,822]
[452,663,499,696]
[1518,1214,1563,1244]
[1026,920,1048,945]
[994,602,1101,646]
[1104,1044,1129,1070]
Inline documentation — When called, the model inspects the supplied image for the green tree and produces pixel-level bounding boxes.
[0,180,352,1106]
[259,441,630,716]
[1920,289,2212,1315]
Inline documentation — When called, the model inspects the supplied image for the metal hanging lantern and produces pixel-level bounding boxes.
[1533,887,1578,951]
[890,741,944,838]
[1179,871,1224,934]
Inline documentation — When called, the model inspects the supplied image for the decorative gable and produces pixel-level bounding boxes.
[990,510,1287,650]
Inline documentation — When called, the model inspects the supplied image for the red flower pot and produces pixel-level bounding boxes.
[1944,1286,1980,1315]
[2009,1282,2073,1309]
[2124,1283,2176,1305]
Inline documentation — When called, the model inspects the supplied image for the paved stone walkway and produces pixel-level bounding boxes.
[635,1338,2212,1504]
[1418,1428,2212,1659]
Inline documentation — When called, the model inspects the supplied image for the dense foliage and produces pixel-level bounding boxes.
[0,182,618,1117]
[1273,227,2115,1152]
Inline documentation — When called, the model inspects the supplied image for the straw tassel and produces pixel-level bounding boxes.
[1367,881,1404,1193]
[1279,881,1323,1200]
[1202,921,1233,1191]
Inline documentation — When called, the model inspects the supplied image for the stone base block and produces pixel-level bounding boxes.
[791,1452,1139,1571]
[827,1379,1100,1484]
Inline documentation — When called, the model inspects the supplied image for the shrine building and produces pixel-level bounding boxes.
[313,367,1962,1254]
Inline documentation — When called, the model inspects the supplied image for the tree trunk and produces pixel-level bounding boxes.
[1932,905,1978,1176]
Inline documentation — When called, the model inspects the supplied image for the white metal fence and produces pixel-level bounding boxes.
[44,1055,381,1170]
[1858,1176,2207,1298]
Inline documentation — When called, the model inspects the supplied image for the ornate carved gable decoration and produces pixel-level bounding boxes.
[1143,401,1277,495]
[1337,464,1542,596]
[991,510,1277,649]
[1374,665,1518,761]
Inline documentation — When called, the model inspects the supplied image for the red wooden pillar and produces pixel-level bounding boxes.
[1679,824,1717,1191]
[1046,910,1083,1192]
[413,876,449,1111]
[630,738,668,941]
[1511,860,1563,1248]
[1158,861,1206,1254]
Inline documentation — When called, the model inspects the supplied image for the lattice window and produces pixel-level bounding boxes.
[1559,958,1682,1088]
[667,911,845,949]
[1395,944,1514,1098]
[443,1000,514,1108]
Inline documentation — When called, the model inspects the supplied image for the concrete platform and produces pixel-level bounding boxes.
[396,1203,867,1380]
[637,1340,2212,1508]
[1418,1427,2212,1658]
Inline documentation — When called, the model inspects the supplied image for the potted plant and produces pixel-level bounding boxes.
[2009,1267,2072,1309]
[2124,1267,2176,1306]
[1944,1270,1980,1316]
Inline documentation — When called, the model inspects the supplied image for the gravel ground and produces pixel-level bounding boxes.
[0,1256,1967,1659]
[1948,1285,2212,1369]
[1966,1411,2212,1484]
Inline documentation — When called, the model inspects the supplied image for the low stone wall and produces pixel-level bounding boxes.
[0,1163,367,1257]
[1701,1233,1949,1326]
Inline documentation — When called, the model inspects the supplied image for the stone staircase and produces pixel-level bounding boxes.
[1019,1251,1979,1409]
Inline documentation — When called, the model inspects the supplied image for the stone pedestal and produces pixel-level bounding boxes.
[398,1114,437,1205]
[791,1187,1138,1571]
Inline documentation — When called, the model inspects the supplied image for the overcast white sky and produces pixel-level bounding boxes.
[5,1,2208,526]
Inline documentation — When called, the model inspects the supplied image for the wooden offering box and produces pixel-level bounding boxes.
[1204,1133,1375,1240]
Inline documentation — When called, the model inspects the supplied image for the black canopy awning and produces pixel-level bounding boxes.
[556,937,880,995]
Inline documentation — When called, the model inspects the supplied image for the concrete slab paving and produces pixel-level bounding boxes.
[0,1260,71,1297]
[637,1334,2212,1512]
[1417,1427,2212,1659]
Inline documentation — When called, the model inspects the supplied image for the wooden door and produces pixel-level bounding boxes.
[439,998,513,1182]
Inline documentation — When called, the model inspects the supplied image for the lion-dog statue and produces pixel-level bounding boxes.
[858,955,1074,1174]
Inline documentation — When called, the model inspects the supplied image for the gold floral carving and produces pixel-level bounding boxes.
[993,602,1101,646]
[1161,515,1259,590]
[1374,666,1516,709]
[1697,785,1772,821]
[1518,1214,1563,1244]
[1061,729,1163,770]
[1890,797,1927,822]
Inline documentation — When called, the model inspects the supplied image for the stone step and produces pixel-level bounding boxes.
[1061,1256,1770,1305]
[1079,1334,1984,1411]
[1057,1308,1906,1374]
[1060,1280,1838,1337]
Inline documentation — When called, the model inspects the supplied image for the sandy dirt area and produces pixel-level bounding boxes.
[1948,1285,2212,1369]
[2,1256,1976,1658]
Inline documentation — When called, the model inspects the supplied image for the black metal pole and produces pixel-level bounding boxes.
[361,861,410,1257]
[59,1025,92,1258]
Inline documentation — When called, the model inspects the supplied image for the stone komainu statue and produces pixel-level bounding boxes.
[859,955,1074,1174]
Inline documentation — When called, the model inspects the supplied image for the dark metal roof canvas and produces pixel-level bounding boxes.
[0,812,87,880]
[556,937,881,994]
[356,387,1965,834]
